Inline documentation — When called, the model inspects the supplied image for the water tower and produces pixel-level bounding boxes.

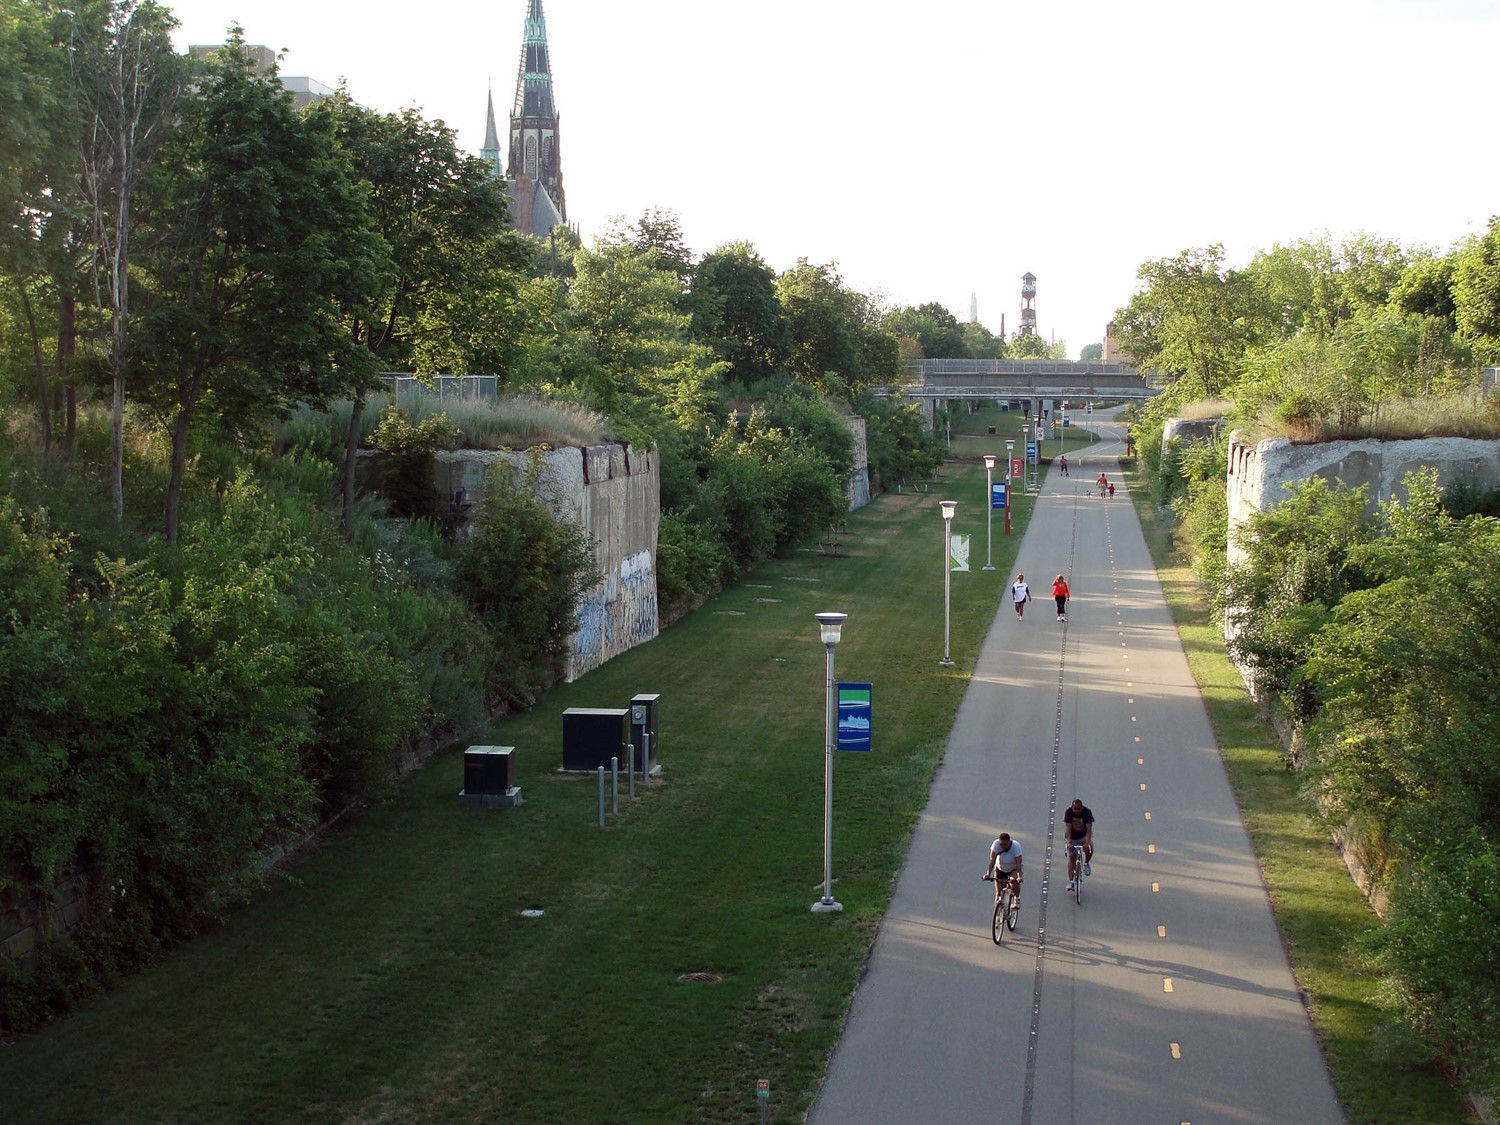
[1019,272,1037,337]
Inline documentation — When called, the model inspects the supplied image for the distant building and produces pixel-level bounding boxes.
[186,43,333,108]
[1104,320,1123,364]
[484,0,567,238]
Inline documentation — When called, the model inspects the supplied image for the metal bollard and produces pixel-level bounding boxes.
[627,743,636,799]
[611,756,619,815]
[597,767,605,827]
[642,731,651,785]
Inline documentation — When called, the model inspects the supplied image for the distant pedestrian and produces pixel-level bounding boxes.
[1011,573,1030,619]
[1058,455,1068,476]
[1096,473,1107,498]
[1051,574,1070,622]
[1107,482,1115,500]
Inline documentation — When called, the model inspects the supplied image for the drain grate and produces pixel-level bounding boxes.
[677,971,723,983]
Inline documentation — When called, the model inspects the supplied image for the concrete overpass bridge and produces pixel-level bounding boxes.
[872,359,1160,433]
[879,359,1161,402]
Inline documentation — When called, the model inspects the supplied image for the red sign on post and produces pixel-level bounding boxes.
[1010,458,1023,479]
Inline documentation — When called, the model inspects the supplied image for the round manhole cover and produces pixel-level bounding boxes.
[677,972,723,983]
[520,909,545,918]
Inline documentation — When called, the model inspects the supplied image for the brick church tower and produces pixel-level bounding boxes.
[485,0,566,237]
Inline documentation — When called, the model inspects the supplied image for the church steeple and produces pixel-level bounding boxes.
[503,0,565,236]
[480,84,502,177]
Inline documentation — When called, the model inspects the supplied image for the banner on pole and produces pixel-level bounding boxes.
[950,534,969,572]
[837,683,871,751]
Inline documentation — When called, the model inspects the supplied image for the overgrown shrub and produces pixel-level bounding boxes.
[451,458,599,706]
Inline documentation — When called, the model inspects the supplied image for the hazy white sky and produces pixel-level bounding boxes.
[165,0,1500,359]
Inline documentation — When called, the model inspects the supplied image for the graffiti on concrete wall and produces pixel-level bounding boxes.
[568,549,660,681]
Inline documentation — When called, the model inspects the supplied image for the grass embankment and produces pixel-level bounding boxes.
[1124,463,1475,1124]
[0,440,1031,1123]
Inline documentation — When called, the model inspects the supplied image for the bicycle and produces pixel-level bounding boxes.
[1068,842,1087,904]
[983,872,1021,943]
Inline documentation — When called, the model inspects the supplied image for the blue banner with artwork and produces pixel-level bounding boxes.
[837,683,872,751]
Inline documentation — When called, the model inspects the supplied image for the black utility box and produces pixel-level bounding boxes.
[562,708,628,771]
[464,746,516,794]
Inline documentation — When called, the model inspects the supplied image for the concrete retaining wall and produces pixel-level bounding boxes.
[844,414,871,511]
[1226,432,1500,568]
[436,443,661,682]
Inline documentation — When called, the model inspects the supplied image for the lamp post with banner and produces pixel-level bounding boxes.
[982,455,996,570]
[939,501,956,667]
[1004,438,1015,534]
[811,612,847,914]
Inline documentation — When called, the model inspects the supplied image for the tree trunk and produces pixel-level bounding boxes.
[58,294,76,461]
[165,366,205,545]
[18,286,52,456]
[341,395,365,541]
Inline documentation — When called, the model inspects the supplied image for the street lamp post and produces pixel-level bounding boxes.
[939,501,956,667]
[1004,438,1015,535]
[812,612,847,914]
[1060,400,1068,460]
[982,455,996,570]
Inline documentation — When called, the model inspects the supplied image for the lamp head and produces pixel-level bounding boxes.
[983,454,996,469]
[814,611,847,647]
[939,500,957,524]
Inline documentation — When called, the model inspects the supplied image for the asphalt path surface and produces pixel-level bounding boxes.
[807,415,1344,1125]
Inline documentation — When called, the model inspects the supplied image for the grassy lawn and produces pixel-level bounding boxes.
[0,435,1033,1123]
[1123,461,1476,1125]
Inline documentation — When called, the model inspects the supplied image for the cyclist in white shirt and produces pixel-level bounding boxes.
[983,832,1024,905]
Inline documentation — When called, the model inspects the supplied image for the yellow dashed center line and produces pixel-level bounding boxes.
[1152,881,1160,892]
[1157,925,1167,938]
[1163,978,1174,993]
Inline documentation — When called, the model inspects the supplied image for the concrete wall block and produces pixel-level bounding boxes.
[435,443,662,682]
[4,924,39,963]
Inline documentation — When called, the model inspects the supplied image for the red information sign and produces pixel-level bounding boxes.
[1010,458,1023,479]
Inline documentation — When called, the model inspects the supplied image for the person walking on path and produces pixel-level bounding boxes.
[1107,481,1115,500]
[1057,455,1068,476]
[1011,573,1030,619]
[1096,472,1108,498]
[1051,574,1070,621]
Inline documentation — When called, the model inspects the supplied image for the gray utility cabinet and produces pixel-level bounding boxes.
[629,693,661,773]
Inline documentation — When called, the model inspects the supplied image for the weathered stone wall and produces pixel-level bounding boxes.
[2,860,88,971]
[1162,417,1221,450]
[1226,432,1500,569]
[843,414,871,511]
[436,443,661,682]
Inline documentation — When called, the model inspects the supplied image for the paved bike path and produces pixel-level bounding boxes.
[806,417,1344,1125]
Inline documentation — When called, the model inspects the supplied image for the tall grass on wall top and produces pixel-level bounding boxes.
[281,393,618,453]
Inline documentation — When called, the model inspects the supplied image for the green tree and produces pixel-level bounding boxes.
[1452,215,1500,363]
[1114,245,1264,398]
[130,39,389,542]
[629,207,694,287]
[1078,342,1103,363]
[687,241,789,385]
[66,0,190,527]
[308,93,529,535]
[1221,475,1375,719]
[452,461,598,703]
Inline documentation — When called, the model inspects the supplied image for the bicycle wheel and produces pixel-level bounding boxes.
[992,889,1007,945]
[1075,864,1084,905]
[1006,890,1019,931]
